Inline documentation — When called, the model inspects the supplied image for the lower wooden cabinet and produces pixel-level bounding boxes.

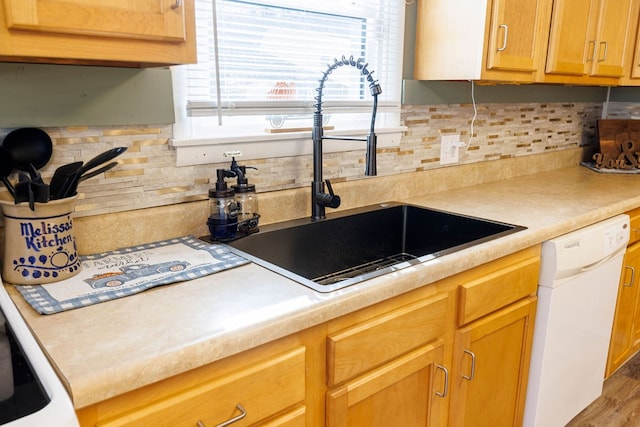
[77,246,541,427]
[77,345,308,427]
[607,242,640,376]
[326,291,451,427]
[449,297,537,427]
[326,341,446,427]
[607,208,640,376]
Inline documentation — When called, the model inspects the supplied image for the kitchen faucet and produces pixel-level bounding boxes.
[311,55,382,220]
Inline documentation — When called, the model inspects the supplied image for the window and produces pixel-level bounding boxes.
[171,0,405,165]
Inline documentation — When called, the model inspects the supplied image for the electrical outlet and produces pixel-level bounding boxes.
[440,135,461,165]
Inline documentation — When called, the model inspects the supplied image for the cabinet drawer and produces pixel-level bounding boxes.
[628,208,640,245]
[457,256,539,326]
[327,293,448,386]
[260,405,306,427]
[97,346,306,427]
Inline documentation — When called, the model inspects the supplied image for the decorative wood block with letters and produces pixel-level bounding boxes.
[595,120,640,169]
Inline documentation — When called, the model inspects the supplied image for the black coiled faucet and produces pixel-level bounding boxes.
[311,55,382,220]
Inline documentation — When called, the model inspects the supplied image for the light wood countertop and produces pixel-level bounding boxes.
[6,165,640,409]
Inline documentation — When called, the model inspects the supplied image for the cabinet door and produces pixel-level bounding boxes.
[629,246,640,353]
[326,341,447,427]
[606,243,640,377]
[545,0,634,78]
[630,21,640,79]
[0,0,196,66]
[545,0,597,75]
[590,0,635,77]
[3,0,186,42]
[449,297,536,427]
[485,0,546,72]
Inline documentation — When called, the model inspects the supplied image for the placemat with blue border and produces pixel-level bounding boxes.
[13,236,249,315]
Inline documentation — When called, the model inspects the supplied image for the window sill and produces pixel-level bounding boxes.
[170,126,405,166]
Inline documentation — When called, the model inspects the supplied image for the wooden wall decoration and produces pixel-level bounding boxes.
[595,120,640,169]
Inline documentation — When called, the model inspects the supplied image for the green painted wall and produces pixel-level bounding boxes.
[0,64,174,127]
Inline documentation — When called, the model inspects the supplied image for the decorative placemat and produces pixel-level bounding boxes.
[12,236,249,315]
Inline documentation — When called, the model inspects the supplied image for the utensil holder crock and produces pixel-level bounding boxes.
[0,196,81,285]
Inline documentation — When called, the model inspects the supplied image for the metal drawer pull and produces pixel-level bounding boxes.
[171,0,183,9]
[587,40,596,62]
[462,349,476,381]
[196,404,247,427]
[598,41,608,62]
[624,266,636,287]
[435,364,449,397]
[497,24,508,51]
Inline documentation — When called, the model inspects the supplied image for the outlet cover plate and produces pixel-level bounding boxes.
[440,135,460,165]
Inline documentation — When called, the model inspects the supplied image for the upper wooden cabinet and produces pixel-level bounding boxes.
[414,0,553,82]
[621,1,640,84]
[414,0,640,86]
[0,0,196,67]
[542,0,636,84]
[485,0,547,73]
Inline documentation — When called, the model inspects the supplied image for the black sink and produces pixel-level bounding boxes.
[226,202,525,292]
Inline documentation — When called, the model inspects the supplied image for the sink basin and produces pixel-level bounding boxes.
[226,202,525,292]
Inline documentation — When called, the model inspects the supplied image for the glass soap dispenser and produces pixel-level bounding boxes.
[230,157,259,235]
[207,169,239,241]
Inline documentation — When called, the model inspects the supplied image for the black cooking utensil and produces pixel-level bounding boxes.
[59,162,85,199]
[15,172,49,210]
[31,181,49,204]
[63,147,126,198]
[0,146,15,198]
[28,163,44,184]
[2,128,53,173]
[15,173,35,211]
[81,147,127,175]
[49,161,83,200]
[78,161,118,183]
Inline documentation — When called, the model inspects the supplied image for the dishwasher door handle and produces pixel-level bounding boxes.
[580,246,626,273]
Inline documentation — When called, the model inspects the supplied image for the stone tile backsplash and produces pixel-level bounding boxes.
[0,101,618,218]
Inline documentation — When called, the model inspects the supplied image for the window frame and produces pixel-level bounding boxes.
[170,0,406,165]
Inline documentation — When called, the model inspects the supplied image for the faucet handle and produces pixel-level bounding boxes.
[325,179,336,196]
[315,179,340,209]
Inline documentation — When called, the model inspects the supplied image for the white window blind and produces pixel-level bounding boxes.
[171,0,404,163]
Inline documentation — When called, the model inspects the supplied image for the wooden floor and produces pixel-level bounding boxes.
[567,352,640,426]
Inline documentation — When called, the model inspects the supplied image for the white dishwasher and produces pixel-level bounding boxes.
[523,214,630,427]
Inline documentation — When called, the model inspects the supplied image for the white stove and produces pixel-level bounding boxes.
[0,284,79,426]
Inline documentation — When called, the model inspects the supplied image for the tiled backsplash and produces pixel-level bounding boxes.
[0,101,612,218]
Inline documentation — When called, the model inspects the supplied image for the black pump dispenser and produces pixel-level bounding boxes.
[228,157,259,235]
[229,157,256,190]
[208,168,239,241]
[230,157,257,205]
[210,168,236,198]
